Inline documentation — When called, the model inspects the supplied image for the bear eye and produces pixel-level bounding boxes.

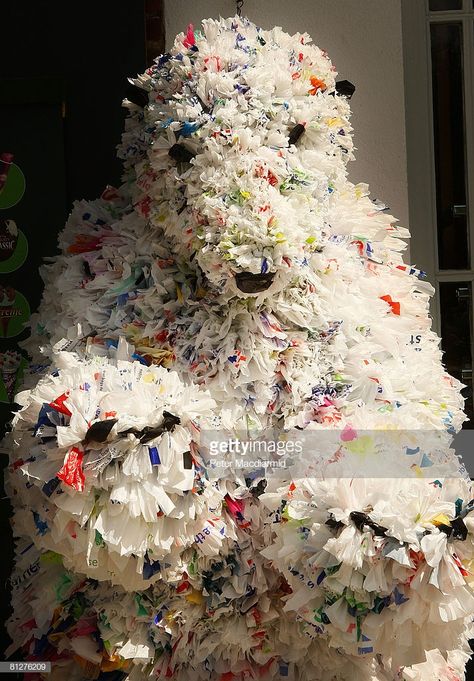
[235,271,275,293]
[168,143,196,164]
[288,123,306,147]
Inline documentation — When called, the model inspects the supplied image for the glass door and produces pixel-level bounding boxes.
[405,0,474,426]
[429,0,474,425]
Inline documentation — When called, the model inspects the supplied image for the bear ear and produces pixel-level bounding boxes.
[335,80,356,99]
[124,82,149,108]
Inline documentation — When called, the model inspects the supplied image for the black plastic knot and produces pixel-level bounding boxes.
[326,515,344,531]
[350,511,387,537]
[84,419,118,445]
[451,516,468,541]
[235,271,275,293]
[119,411,181,444]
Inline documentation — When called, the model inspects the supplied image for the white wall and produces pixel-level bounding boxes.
[165,0,409,230]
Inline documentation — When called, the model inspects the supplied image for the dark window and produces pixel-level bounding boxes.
[429,0,462,10]
[431,22,469,269]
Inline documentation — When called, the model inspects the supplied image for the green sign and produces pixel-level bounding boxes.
[0,162,26,210]
[0,219,28,273]
[0,288,30,338]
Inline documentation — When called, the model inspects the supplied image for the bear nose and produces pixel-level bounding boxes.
[235,271,275,293]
